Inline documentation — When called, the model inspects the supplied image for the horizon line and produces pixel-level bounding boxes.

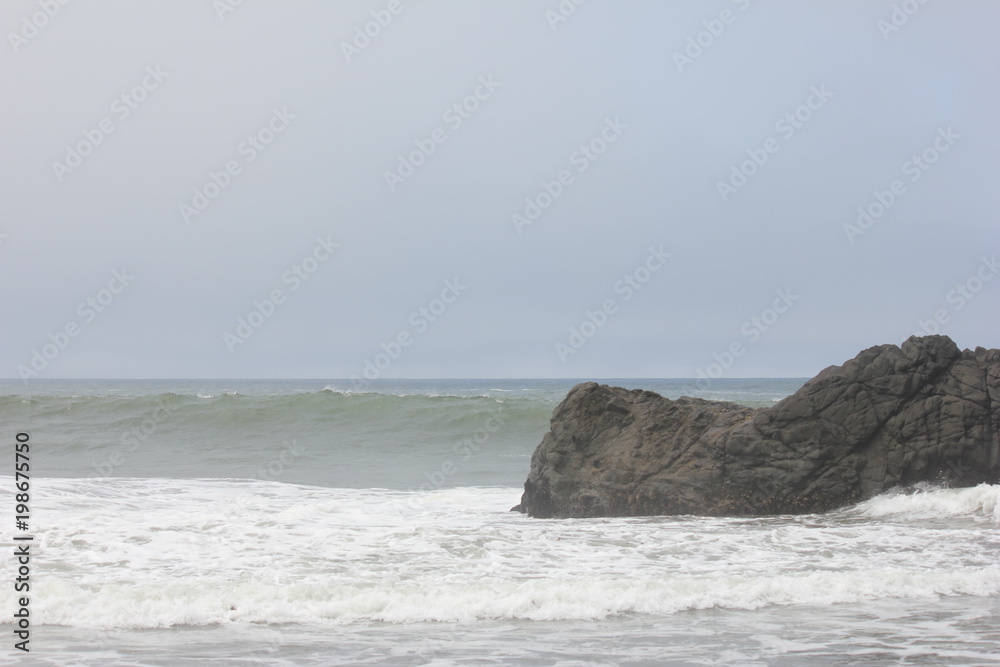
[0,376,813,382]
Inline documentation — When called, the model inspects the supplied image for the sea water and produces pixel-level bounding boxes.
[1,379,998,665]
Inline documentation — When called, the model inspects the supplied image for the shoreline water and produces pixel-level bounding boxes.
[15,594,1000,666]
[2,378,998,665]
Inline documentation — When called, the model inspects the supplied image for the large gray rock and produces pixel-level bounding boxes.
[515,335,1000,517]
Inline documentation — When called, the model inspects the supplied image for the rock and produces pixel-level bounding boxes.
[515,335,1000,517]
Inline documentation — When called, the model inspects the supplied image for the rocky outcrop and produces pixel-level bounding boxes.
[515,335,1000,517]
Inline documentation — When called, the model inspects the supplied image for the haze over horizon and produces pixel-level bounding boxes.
[2,1,998,382]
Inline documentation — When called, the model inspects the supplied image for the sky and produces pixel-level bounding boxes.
[1,0,998,380]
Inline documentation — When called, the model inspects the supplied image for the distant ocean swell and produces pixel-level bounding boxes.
[0,390,554,487]
[0,390,552,439]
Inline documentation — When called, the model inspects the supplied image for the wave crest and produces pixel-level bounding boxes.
[855,483,1000,522]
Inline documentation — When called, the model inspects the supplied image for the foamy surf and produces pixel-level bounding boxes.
[854,483,1000,522]
[2,478,998,630]
[15,566,1000,630]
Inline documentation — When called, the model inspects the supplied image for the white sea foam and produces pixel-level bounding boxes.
[1,479,998,630]
[20,566,1000,629]
[319,386,371,395]
[318,386,500,400]
[854,483,1000,522]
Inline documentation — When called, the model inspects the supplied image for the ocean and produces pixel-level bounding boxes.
[2,378,999,666]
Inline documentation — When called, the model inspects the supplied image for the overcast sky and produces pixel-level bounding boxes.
[1,0,997,380]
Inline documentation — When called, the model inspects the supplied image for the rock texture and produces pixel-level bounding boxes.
[515,335,1000,518]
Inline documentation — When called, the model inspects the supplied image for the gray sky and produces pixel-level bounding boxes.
[1,0,998,380]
